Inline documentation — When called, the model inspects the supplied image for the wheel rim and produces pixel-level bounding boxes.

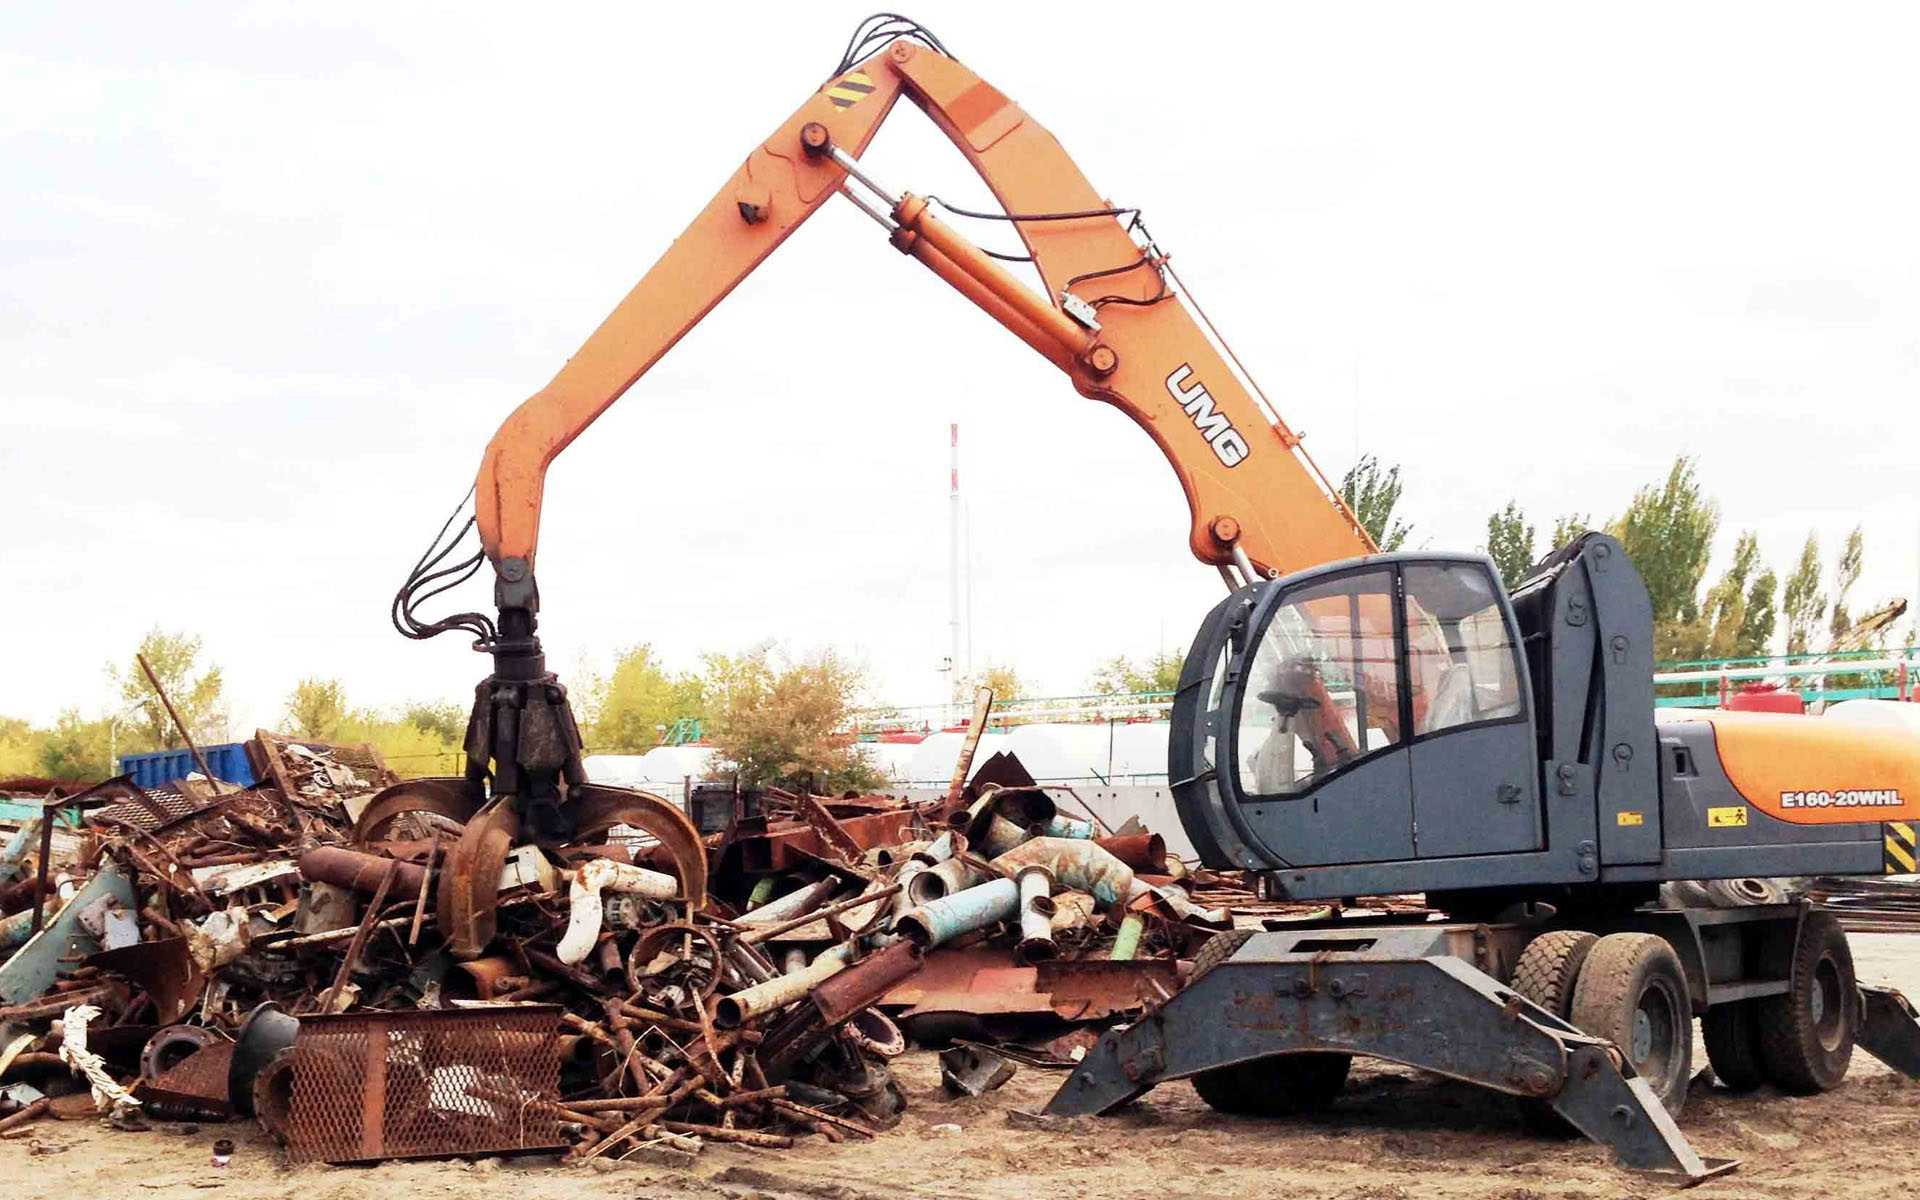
[1633,979,1683,1084]
[1812,955,1846,1051]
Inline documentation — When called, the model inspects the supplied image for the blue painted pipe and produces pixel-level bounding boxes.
[893,877,1018,948]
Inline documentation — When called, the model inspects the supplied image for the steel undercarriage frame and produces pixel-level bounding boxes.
[1045,909,1920,1183]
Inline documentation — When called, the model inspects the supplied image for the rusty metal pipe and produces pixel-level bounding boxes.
[298,847,428,898]
[990,837,1136,908]
[1095,833,1168,872]
[714,943,853,1029]
[912,856,984,905]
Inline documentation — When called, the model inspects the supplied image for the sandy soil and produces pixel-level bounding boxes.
[9,936,1920,1200]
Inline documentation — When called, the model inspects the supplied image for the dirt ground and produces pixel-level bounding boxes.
[9,935,1920,1200]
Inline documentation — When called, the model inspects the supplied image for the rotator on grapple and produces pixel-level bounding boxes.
[387,492,702,959]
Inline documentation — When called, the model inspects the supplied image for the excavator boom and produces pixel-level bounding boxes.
[474,32,1371,593]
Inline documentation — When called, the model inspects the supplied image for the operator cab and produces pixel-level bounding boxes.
[1173,553,1544,870]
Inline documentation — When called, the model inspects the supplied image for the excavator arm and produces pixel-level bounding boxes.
[399,22,1378,958]
[474,31,1371,607]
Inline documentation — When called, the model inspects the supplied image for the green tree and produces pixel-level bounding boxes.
[968,665,1023,702]
[1339,455,1412,551]
[1829,525,1864,643]
[1550,513,1591,550]
[283,678,348,739]
[1089,649,1185,694]
[1739,566,1779,658]
[703,645,883,792]
[585,644,705,753]
[0,716,47,779]
[1485,500,1537,588]
[401,700,467,743]
[1608,456,1719,626]
[37,709,129,780]
[334,708,464,778]
[1782,533,1827,656]
[112,630,225,749]
[1688,531,1775,660]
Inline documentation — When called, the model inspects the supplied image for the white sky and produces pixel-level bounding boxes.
[4,2,1917,739]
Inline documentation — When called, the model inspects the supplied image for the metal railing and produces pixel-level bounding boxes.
[1652,648,1917,708]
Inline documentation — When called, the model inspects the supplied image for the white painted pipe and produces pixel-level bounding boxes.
[557,858,679,965]
[1015,864,1057,963]
[737,879,837,926]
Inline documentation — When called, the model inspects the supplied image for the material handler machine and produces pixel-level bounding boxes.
[384,15,1920,1181]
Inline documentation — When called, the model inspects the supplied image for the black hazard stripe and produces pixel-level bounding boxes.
[1886,820,1917,874]
[826,72,876,109]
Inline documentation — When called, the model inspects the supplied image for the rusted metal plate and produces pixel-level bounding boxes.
[284,1005,568,1164]
[787,791,864,863]
[880,946,1054,1018]
[136,1041,236,1119]
[438,797,519,959]
[87,937,203,1024]
[735,809,918,875]
[1035,959,1180,1021]
[881,946,1177,1022]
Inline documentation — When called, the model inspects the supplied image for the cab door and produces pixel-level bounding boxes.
[1401,562,1543,857]
[1222,567,1416,865]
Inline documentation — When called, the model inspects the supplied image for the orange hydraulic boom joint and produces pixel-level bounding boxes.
[392,16,1373,847]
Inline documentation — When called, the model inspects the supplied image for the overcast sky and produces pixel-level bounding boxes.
[5,2,1917,738]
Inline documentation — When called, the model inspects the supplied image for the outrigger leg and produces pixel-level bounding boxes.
[1044,933,1737,1184]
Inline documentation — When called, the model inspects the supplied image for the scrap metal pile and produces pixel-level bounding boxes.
[0,735,1231,1166]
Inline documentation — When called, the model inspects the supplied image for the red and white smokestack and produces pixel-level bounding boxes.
[949,423,962,715]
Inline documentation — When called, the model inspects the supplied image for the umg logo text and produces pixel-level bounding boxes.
[1165,364,1250,468]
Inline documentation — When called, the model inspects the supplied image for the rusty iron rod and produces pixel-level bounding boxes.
[769,1096,878,1138]
[135,653,217,784]
[659,1120,793,1148]
[0,1098,50,1134]
[943,686,996,811]
[407,835,438,948]
[28,802,54,935]
[317,859,398,1011]
[0,984,115,1022]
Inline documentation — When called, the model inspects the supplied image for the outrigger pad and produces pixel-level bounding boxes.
[1859,984,1920,1078]
[1043,932,1737,1184]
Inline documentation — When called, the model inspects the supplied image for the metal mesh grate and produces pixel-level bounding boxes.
[284,1006,569,1164]
[136,1041,235,1120]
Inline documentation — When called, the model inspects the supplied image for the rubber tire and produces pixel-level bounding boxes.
[1512,930,1599,1019]
[1185,930,1350,1116]
[1702,999,1767,1092]
[1569,932,1693,1116]
[1189,928,1255,983]
[1509,930,1598,1137]
[1192,1051,1353,1117]
[1756,908,1857,1094]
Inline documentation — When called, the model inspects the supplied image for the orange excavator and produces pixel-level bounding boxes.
[388,15,1376,953]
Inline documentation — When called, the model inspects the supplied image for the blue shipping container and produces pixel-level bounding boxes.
[119,743,257,790]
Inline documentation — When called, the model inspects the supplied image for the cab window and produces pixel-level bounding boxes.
[1236,569,1401,797]
[1403,563,1524,735]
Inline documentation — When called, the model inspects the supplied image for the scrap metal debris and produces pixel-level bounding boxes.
[0,733,1229,1168]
